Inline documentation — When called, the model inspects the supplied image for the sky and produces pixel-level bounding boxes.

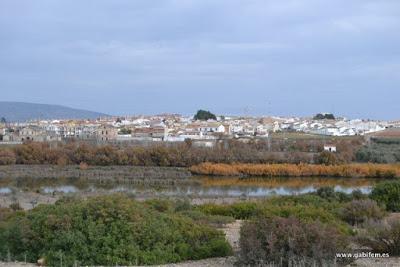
[0,0,399,120]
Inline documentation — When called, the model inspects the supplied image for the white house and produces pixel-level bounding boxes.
[324,145,337,152]
[198,123,226,133]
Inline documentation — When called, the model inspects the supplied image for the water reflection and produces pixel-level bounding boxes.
[0,176,382,197]
[42,186,78,194]
[0,187,12,194]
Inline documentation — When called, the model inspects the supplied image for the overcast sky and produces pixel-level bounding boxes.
[0,0,399,119]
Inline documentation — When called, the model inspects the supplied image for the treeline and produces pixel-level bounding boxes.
[190,162,400,178]
[356,138,400,163]
[0,141,340,167]
[0,136,365,167]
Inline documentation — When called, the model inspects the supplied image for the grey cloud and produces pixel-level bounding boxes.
[0,0,399,119]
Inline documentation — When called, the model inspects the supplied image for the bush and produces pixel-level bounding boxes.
[351,189,367,200]
[340,199,385,225]
[0,195,232,266]
[370,181,400,211]
[0,149,16,165]
[196,202,258,219]
[239,216,351,266]
[8,202,22,212]
[198,195,351,234]
[358,218,400,256]
[179,210,235,227]
[316,186,336,199]
[314,187,354,203]
[316,151,341,165]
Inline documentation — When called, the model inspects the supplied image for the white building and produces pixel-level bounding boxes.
[324,145,337,152]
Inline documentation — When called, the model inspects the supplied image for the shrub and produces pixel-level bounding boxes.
[351,189,367,200]
[8,202,22,212]
[0,195,232,266]
[239,216,351,266]
[370,181,400,211]
[316,151,341,165]
[173,199,192,212]
[340,199,385,225]
[196,202,258,219]
[358,218,400,256]
[144,198,173,212]
[198,195,351,234]
[314,187,353,202]
[0,149,16,165]
[179,210,235,227]
[316,186,336,199]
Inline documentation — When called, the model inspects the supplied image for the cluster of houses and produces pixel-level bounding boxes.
[281,118,390,136]
[0,114,397,147]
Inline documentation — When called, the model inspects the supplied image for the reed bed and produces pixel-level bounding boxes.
[197,176,375,188]
[190,163,400,178]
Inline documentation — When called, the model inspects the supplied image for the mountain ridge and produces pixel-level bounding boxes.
[0,101,109,122]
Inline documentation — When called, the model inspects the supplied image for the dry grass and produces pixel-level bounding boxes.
[190,163,400,178]
[197,176,375,188]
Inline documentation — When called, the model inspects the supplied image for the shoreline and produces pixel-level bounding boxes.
[0,165,191,181]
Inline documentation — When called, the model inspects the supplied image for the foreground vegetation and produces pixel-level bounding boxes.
[0,195,232,266]
[190,162,400,178]
[1,180,399,266]
[197,182,400,265]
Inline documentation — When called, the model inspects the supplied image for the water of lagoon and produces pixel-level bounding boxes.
[0,176,382,198]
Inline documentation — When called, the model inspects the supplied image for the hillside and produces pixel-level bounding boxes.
[0,102,109,122]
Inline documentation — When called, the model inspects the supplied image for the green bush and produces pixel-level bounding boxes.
[179,210,235,227]
[370,181,400,211]
[316,151,342,165]
[351,189,367,200]
[0,195,232,266]
[340,199,385,225]
[196,202,258,219]
[239,216,351,266]
[144,198,173,212]
[197,195,352,234]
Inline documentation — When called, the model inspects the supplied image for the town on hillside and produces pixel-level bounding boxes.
[0,111,399,147]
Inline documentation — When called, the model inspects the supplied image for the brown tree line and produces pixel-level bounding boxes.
[0,138,362,167]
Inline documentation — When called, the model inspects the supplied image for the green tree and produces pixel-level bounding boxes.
[371,181,400,211]
[194,110,217,121]
[313,113,335,120]
[119,128,132,135]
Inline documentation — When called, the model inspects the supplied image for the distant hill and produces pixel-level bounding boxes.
[0,102,109,122]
